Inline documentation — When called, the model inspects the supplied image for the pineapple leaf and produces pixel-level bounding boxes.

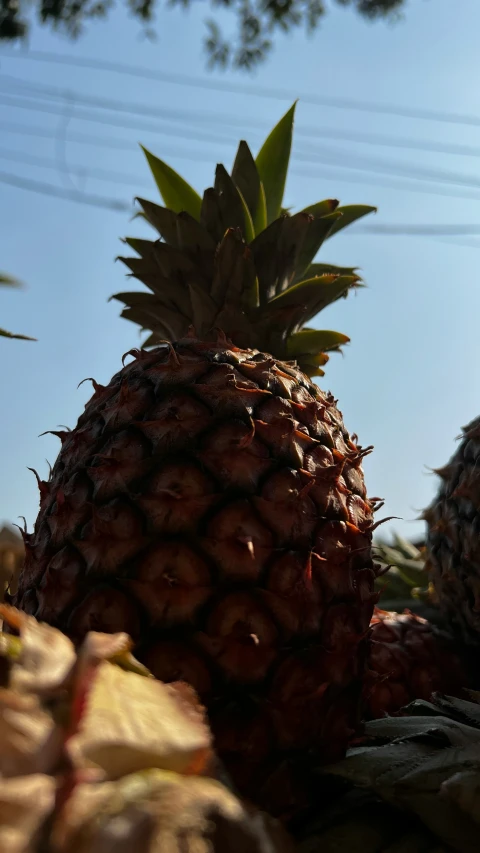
[188,279,218,330]
[231,140,263,231]
[287,329,350,358]
[254,181,268,235]
[136,199,180,247]
[236,185,256,244]
[214,164,246,235]
[120,305,187,340]
[327,204,377,238]
[267,274,359,325]
[298,356,329,378]
[0,327,36,341]
[123,237,157,257]
[250,212,314,303]
[200,188,225,244]
[110,291,167,309]
[141,148,202,221]
[211,229,258,309]
[301,200,339,218]
[0,273,22,288]
[175,211,217,255]
[117,256,193,316]
[1,273,35,340]
[248,217,285,303]
[295,211,344,283]
[304,262,358,278]
[255,102,296,224]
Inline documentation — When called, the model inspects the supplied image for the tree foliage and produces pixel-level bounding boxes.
[0,0,406,70]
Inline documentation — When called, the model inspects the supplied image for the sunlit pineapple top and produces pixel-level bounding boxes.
[114,104,375,377]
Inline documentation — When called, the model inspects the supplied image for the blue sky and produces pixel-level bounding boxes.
[1,0,479,542]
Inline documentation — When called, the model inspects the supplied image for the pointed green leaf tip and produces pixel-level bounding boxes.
[255,102,296,225]
[328,205,377,237]
[142,146,202,220]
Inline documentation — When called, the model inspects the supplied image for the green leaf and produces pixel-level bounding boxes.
[211,229,258,310]
[266,274,358,337]
[295,211,343,283]
[287,329,350,358]
[141,148,202,220]
[0,327,35,341]
[327,204,377,238]
[0,273,22,288]
[301,200,339,218]
[200,188,224,244]
[119,303,187,339]
[231,141,261,226]
[123,237,157,257]
[296,354,330,378]
[214,164,246,234]
[236,185,255,244]
[305,262,358,278]
[137,199,180,246]
[250,213,313,303]
[269,273,358,317]
[254,181,268,235]
[255,102,296,224]
[1,272,34,340]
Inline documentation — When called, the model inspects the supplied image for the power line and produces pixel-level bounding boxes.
[0,72,258,133]
[5,90,480,199]
[0,170,131,211]
[0,93,239,147]
[2,48,480,129]
[0,146,151,188]
[5,119,480,206]
[357,224,480,236]
[4,71,480,163]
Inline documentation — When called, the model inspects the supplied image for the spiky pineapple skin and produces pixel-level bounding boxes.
[366,609,466,719]
[425,416,480,645]
[12,336,377,818]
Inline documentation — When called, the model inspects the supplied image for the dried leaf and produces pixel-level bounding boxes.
[0,607,76,697]
[67,661,212,779]
[0,774,56,853]
[53,769,294,853]
[0,688,62,776]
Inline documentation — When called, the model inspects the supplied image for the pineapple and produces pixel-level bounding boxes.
[11,105,379,818]
[0,606,292,853]
[424,416,480,645]
[366,607,467,719]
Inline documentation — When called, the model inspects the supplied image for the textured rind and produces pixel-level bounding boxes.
[12,337,377,818]
[366,609,466,720]
[425,416,480,645]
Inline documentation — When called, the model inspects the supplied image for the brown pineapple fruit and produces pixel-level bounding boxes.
[424,416,480,645]
[366,608,467,719]
[11,106,379,819]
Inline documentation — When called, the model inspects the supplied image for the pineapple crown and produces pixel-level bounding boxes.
[114,103,376,377]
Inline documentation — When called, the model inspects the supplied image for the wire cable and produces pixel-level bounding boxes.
[2,48,480,128]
